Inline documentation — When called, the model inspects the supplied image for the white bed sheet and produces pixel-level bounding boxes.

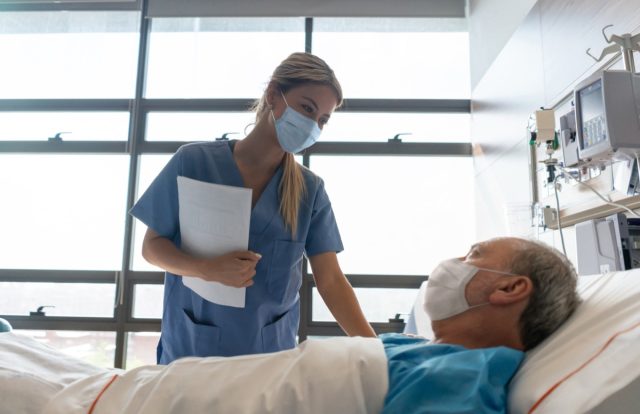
[0,332,118,414]
[0,333,388,414]
[508,270,640,413]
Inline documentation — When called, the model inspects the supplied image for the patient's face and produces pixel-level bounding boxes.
[462,238,522,306]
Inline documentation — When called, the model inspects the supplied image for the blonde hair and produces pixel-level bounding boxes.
[253,52,343,235]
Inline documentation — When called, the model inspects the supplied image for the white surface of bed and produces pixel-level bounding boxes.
[0,331,119,414]
[509,270,640,413]
[0,334,388,414]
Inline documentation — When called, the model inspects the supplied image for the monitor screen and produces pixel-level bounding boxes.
[578,79,608,150]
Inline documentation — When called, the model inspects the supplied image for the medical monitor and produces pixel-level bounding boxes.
[577,79,607,151]
[575,70,640,164]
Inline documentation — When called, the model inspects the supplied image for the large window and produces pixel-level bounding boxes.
[0,12,140,99]
[0,155,129,270]
[313,18,470,99]
[0,10,471,368]
[145,18,305,98]
[312,156,474,275]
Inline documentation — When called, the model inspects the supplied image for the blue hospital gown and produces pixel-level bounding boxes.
[380,333,524,414]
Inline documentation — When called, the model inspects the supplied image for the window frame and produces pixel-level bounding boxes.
[0,7,471,368]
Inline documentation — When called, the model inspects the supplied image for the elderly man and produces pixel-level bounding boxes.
[382,236,581,412]
[34,237,580,414]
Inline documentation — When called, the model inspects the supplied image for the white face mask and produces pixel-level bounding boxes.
[424,258,517,321]
[271,92,322,154]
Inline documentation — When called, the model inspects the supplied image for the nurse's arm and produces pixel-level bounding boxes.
[309,252,377,337]
[142,228,259,288]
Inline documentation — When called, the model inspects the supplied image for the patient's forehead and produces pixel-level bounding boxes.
[465,238,521,268]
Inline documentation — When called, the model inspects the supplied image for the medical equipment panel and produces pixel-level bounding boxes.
[559,109,580,167]
[575,212,640,275]
[575,70,640,165]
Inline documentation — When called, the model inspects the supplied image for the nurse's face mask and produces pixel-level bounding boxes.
[271,91,322,154]
[424,258,518,321]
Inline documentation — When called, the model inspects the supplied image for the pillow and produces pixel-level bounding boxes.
[403,281,433,339]
[508,270,640,413]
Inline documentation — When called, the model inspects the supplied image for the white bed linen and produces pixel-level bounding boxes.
[39,336,388,414]
[0,332,118,414]
[508,270,640,413]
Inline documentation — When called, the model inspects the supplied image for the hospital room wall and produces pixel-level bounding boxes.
[469,0,640,263]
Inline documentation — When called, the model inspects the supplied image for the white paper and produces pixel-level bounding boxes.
[177,176,252,308]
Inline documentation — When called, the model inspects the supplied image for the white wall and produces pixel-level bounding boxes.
[469,0,640,260]
[468,0,537,89]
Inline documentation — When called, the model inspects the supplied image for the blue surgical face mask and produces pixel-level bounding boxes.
[271,92,322,154]
[424,258,517,321]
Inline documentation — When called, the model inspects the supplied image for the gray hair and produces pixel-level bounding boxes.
[509,239,581,351]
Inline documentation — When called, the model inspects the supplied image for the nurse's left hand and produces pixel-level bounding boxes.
[196,250,261,288]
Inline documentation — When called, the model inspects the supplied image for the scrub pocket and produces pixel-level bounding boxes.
[267,240,305,303]
[176,308,221,358]
[261,308,297,353]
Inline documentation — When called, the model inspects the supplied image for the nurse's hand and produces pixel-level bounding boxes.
[197,251,261,288]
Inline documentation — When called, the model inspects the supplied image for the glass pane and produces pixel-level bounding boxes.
[0,155,129,270]
[310,156,475,275]
[322,113,470,142]
[146,18,305,98]
[132,154,172,271]
[313,287,417,322]
[0,12,140,98]
[0,112,130,141]
[0,282,115,317]
[146,112,255,142]
[126,332,160,369]
[133,284,164,319]
[313,18,470,99]
[14,330,116,368]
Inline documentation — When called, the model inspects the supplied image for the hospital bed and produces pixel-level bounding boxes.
[1,269,639,413]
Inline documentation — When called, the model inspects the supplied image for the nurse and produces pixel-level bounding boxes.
[131,52,376,364]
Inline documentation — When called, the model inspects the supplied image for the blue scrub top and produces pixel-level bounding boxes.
[130,141,343,363]
[380,333,524,414]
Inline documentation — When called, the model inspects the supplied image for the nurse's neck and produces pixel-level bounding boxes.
[235,122,285,171]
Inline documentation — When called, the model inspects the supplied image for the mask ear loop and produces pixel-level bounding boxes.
[280,90,290,107]
[476,267,520,277]
[270,90,290,124]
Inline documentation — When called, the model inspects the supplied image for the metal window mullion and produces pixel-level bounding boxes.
[306,322,406,337]
[113,0,151,369]
[0,269,117,283]
[140,98,254,112]
[2,316,160,332]
[133,98,470,113]
[304,141,471,156]
[4,316,118,331]
[0,99,130,111]
[311,274,428,289]
[305,17,312,53]
[0,1,142,12]
[127,271,164,284]
[341,98,470,113]
[0,141,128,153]
[297,152,312,343]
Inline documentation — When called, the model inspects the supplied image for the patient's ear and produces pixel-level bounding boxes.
[488,276,532,305]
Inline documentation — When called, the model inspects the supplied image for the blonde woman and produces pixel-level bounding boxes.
[131,52,376,364]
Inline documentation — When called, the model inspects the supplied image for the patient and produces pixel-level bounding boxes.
[381,236,581,412]
[38,237,580,414]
